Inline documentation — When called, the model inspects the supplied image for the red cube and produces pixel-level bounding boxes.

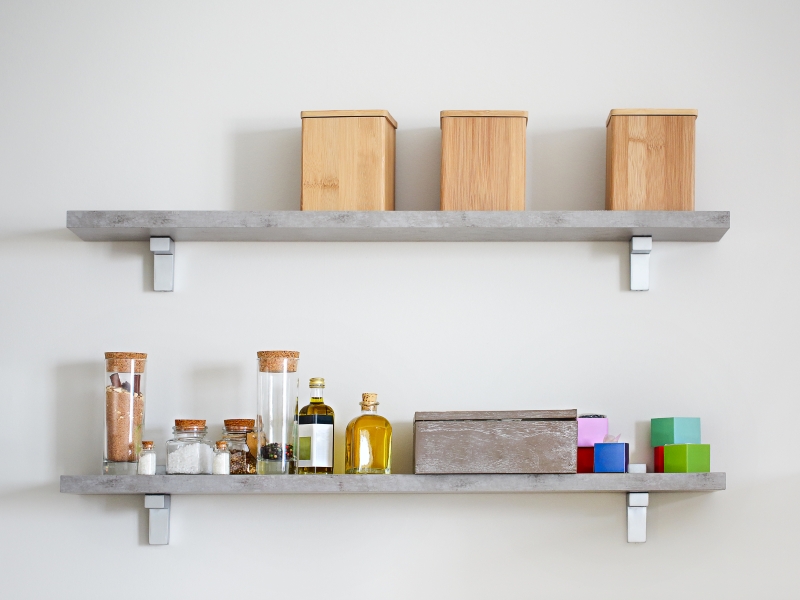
[654,446,665,473]
[578,446,594,473]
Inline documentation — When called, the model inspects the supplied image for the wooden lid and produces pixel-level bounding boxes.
[105,352,147,373]
[224,419,255,431]
[415,409,577,421]
[175,419,206,429]
[440,110,528,128]
[606,108,698,126]
[257,350,300,373]
[301,110,397,129]
[105,352,147,359]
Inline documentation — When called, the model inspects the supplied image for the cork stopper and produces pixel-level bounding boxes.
[224,418,255,432]
[142,441,154,450]
[257,350,299,373]
[360,393,379,407]
[105,352,147,374]
[309,377,325,388]
[175,419,206,430]
[216,440,228,450]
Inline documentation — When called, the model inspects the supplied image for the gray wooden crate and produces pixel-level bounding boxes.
[414,410,578,474]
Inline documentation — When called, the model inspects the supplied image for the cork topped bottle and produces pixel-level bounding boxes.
[256,351,300,475]
[345,393,392,474]
[104,352,147,475]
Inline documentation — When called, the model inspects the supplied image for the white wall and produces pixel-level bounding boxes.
[1,1,798,597]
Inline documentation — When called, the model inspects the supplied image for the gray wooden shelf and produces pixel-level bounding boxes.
[61,473,725,545]
[60,473,726,495]
[67,210,729,242]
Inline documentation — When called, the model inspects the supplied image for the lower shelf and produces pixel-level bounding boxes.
[60,473,726,494]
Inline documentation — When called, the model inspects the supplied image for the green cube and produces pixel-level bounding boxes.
[651,417,701,447]
[664,444,710,473]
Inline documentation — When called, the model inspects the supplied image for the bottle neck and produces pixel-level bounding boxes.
[310,389,324,403]
[360,404,378,414]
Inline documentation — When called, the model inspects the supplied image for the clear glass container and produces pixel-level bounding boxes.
[166,420,214,474]
[137,440,157,475]
[256,351,300,475]
[345,393,392,474]
[212,440,231,475]
[298,377,335,474]
[222,419,257,474]
[104,352,147,475]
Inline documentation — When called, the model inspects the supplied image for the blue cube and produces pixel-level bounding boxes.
[594,443,629,473]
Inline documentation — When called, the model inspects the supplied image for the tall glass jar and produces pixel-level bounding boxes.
[104,352,147,475]
[222,419,257,474]
[166,420,214,474]
[256,351,299,475]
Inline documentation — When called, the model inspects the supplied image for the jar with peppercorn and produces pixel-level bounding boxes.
[256,351,299,475]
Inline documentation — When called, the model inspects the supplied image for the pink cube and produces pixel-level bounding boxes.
[577,416,608,447]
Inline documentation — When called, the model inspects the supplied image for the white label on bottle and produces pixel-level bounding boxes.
[297,423,333,468]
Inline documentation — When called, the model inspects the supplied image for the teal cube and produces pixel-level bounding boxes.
[664,444,710,473]
[651,417,701,447]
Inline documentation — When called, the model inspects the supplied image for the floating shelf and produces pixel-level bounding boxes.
[67,210,729,242]
[61,473,725,545]
[60,473,726,494]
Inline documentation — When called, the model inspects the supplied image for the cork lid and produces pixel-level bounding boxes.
[216,440,228,450]
[175,419,206,430]
[105,352,147,373]
[257,350,300,373]
[360,393,379,407]
[142,441,154,450]
[440,110,528,128]
[224,419,255,431]
[301,110,397,129]
[606,108,698,126]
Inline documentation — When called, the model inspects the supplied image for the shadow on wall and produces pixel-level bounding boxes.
[231,129,302,211]
[529,127,606,210]
[55,362,104,476]
[395,128,441,211]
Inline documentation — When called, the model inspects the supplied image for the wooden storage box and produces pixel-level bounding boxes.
[440,110,528,211]
[301,110,397,211]
[605,108,698,211]
[414,409,577,474]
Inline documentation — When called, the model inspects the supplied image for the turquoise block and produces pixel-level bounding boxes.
[651,417,701,447]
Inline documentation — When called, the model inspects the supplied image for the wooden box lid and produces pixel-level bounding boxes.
[606,108,698,126]
[440,110,528,128]
[301,110,397,129]
[415,409,576,421]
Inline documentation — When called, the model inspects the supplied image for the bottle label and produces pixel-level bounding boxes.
[297,415,333,468]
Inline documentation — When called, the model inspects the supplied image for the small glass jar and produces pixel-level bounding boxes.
[256,351,300,475]
[137,441,157,475]
[166,420,214,474]
[104,352,147,475]
[212,440,231,475]
[222,419,257,474]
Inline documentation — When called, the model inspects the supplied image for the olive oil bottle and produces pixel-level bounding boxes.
[297,378,334,474]
[345,393,392,474]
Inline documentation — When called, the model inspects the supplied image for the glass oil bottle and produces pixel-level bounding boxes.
[297,377,335,474]
[345,393,392,474]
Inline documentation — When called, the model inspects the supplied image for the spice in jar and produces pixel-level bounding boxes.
[212,440,231,475]
[222,419,257,474]
[137,441,157,475]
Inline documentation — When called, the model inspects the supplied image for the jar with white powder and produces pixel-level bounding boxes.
[212,440,231,475]
[166,420,214,474]
[137,441,157,475]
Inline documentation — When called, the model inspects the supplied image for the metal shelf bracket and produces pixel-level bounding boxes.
[150,237,175,292]
[627,492,649,543]
[630,236,652,291]
[145,494,170,545]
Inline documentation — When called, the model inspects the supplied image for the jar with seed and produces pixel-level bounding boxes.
[222,419,257,474]
[104,352,147,475]
[137,441,157,475]
[212,441,231,475]
[256,351,300,475]
[166,420,214,474]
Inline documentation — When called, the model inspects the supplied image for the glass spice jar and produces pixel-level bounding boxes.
[104,352,147,475]
[137,441,157,475]
[256,350,300,475]
[212,440,231,475]
[166,420,214,474]
[222,419,257,474]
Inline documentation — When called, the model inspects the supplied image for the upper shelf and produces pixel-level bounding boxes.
[66,210,730,243]
[60,473,727,495]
